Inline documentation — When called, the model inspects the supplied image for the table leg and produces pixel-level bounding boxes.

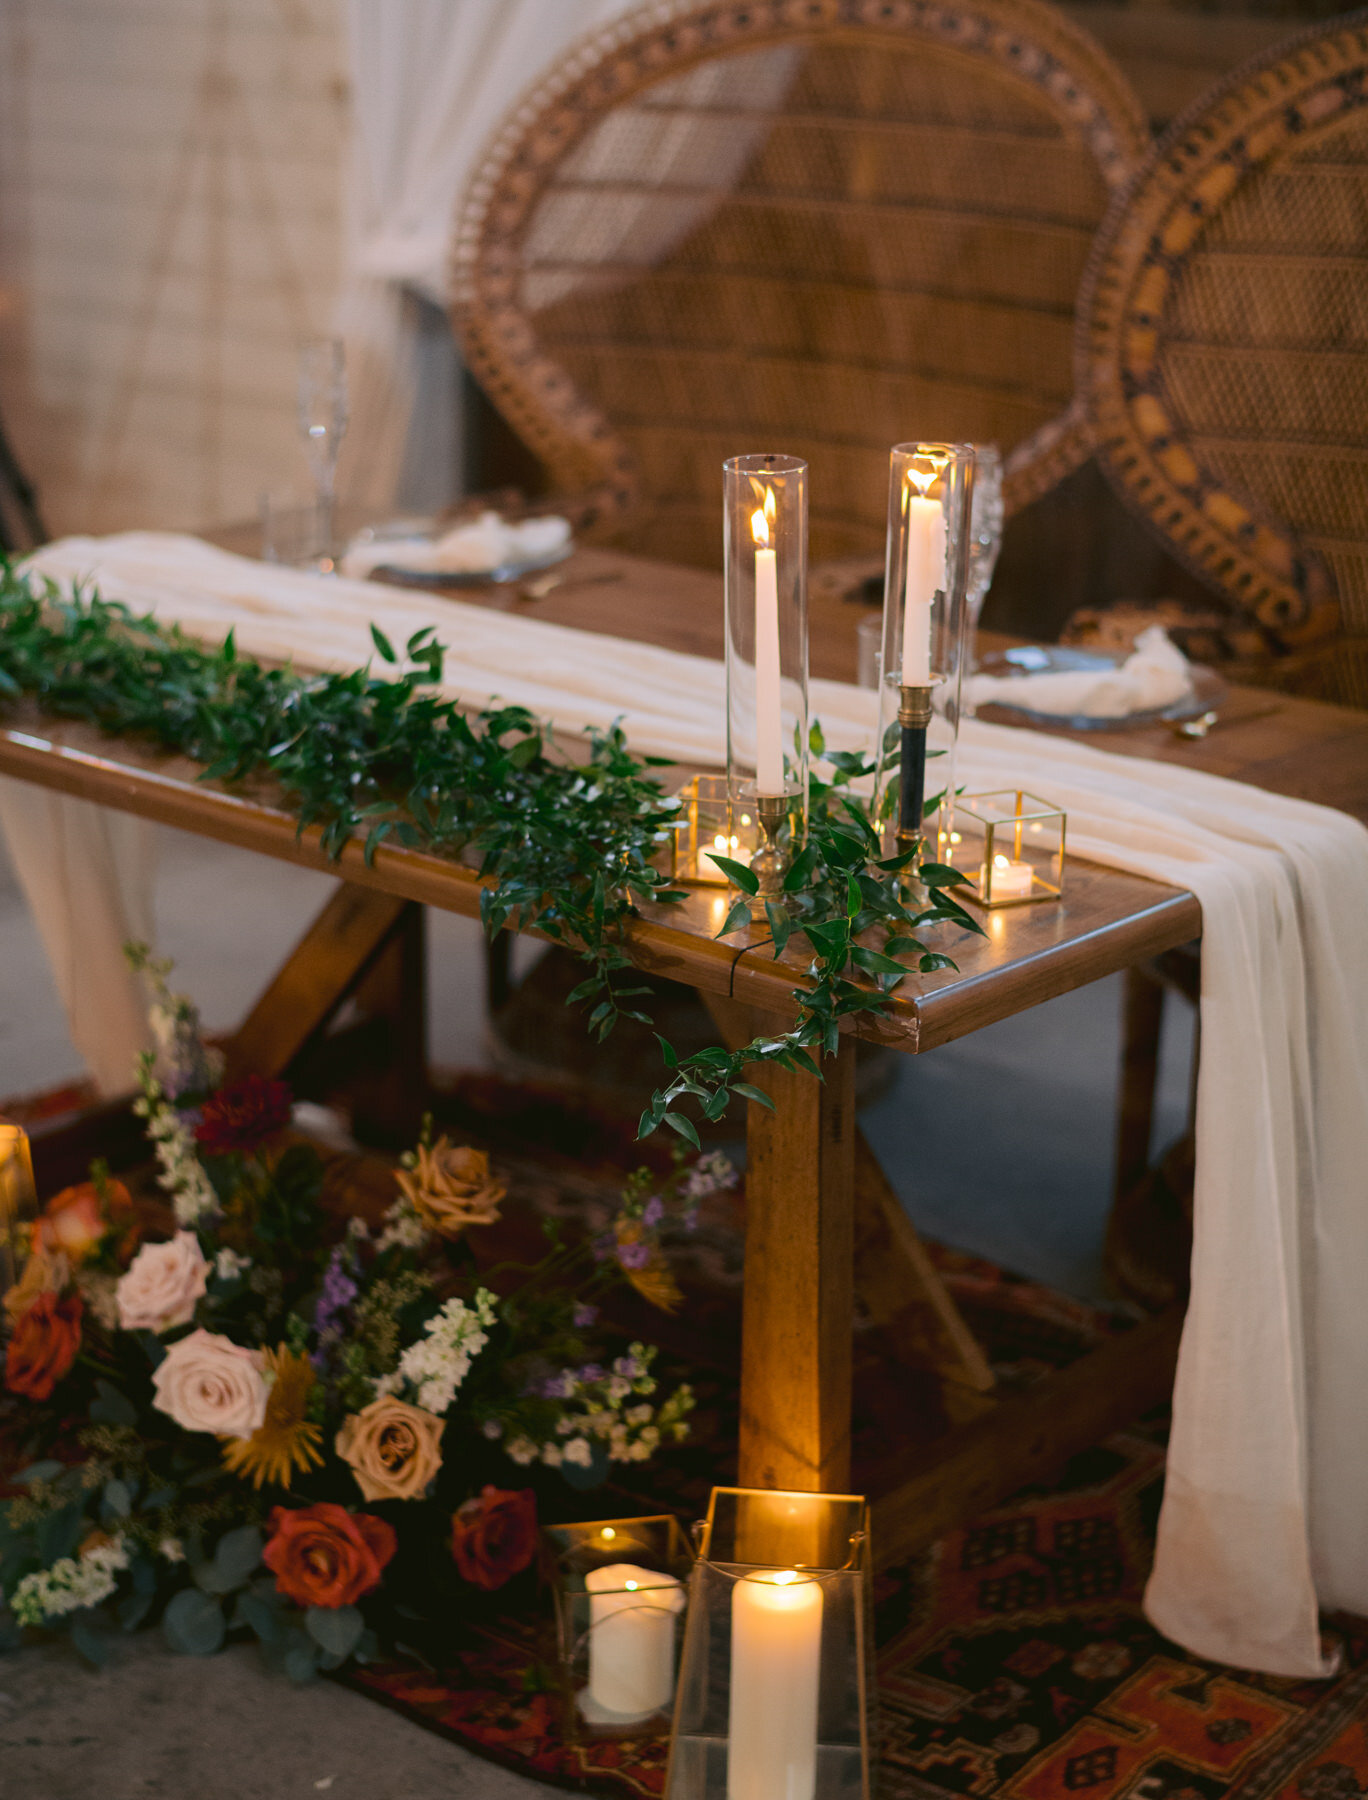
[738,1032,857,1494]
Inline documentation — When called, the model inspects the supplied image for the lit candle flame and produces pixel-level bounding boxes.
[625,1580,638,1591]
[601,1527,616,1541]
[993,854,1010,869]
[768,1570,801,1586]
[750,483,777,546]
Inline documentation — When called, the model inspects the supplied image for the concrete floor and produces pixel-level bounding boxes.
[0,1635,546,1800]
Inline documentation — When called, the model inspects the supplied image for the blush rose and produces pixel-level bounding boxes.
[116,1231,209,1334]
[335,1397,445,1502]
[450,1485,537,1591]
[151,1328,268,1439]
[262,1502,396,1609]
[5,1290,83,1401]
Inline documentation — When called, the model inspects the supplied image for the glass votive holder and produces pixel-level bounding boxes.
[0,1117,36,1295]
[544,1514,695,1740]
[666,1487,874,1800]
[950,790,1067,907]
[668,773,752,888]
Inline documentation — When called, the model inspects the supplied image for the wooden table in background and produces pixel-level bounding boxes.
[4,539,1365,1559]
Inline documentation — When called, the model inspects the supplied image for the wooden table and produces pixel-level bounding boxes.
[5,540,1366,1560]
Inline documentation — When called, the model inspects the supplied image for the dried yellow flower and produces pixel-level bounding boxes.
[221,1346,323,1490]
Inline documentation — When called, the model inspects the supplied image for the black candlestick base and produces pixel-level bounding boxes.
[897,684,935,849]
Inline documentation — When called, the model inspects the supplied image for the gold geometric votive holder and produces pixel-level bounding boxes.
[0,1117,36,1295]
[951,789,1066,908]
[665,1487,874,1800]
[543,1514,695,1740]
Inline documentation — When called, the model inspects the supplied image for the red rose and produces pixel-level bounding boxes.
[450,1485,537,1591]
[195,1076,293,1157]
[5,1290,83,1401]
[262,1502,395,1609]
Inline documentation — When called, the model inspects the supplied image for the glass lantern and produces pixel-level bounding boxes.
[874,444,974,837]
[665,1487,874,1800]
[724,454,809,909]
[544,1514,695,1739]
[667,772,763,888]
[949,790,1067,907]
[0,1118,36,1294]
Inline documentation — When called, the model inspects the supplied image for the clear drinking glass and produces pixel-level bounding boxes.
[964,444,1004,675]
[297,338,348,572]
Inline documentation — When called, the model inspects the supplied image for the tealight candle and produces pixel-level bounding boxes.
[728,1569,823,1800]
[585,1563,684,1720]
[986,854,1033,899]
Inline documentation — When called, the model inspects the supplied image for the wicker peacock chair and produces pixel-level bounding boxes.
[451,0,1150,570]
[1078,12,1368,709]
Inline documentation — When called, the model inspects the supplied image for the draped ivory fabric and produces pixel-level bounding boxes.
[12,531,1368,1678]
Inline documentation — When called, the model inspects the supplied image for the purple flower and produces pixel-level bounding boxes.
[538,1371,577,1400]
[578,1363,606,1384]
[613,1353,643,1381]
[590,1232,616,1263]
[641,1195,665,1228]
[313,1245,358,1350]
[572,1301,599,1329]
[616,1240,651,1270]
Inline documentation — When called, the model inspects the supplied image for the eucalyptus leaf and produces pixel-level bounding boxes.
[305,1604,363,1660]
[707,854,759,895]
[163,1588,226,1657]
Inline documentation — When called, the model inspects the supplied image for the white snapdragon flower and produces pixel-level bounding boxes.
[376,1197,429,1254]
[394,1290,498,1415]
[506,1437,538,1466]
[214,1247,251,1281]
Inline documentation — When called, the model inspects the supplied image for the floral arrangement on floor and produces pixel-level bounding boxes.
[0,950,713,1677]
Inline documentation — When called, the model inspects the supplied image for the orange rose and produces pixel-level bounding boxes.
[32,1178,134,1265]
[395,1141,505,1238]
[450,1485,537,1591]
[5,1290,83,1401]
[262,1502,396,1609]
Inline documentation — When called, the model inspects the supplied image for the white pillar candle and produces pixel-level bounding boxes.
[728,1569,823,1800]
[986,854,1033,899]
[752,491,784,796]
[901,486,946,686]
[585,1563,684,1720]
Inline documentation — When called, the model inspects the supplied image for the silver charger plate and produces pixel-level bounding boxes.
[975,645,1226,731]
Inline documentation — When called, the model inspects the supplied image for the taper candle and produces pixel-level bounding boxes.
[752,487,784,796]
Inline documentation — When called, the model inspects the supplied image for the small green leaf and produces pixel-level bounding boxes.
[163,1588,226,1656]
[715,899,752,939]
[662,1112,701,1150]
[707,853,759,895]
[90,1380,137,1428]
[730,1082,776,1110]
[212,1524,262,1592]
[369,623,397,663]
[655,1034,679,1069]
[305,1603,364,1660]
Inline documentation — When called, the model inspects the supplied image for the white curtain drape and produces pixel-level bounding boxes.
[337,0,640,507]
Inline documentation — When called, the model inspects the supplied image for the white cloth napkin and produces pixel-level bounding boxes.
[340,511,571,581]
[12,531,1368,1679]
[964,625,1193,719]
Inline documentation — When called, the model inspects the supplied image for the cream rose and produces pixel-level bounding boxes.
[116,1231,209,1333]
[151,1328,268,1440]
[394,1140,505,1238]
[335,1396,445,1501]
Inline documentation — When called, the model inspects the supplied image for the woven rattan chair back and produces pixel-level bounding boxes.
[1080,14,1368,706]
[453,0,1149,567]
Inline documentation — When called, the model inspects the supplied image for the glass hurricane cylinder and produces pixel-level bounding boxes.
[665,1487,873,1800]
[544,1514,695,1741]
[724,454,809,908]
[874,444,974,842]
[0,1118,36,1294]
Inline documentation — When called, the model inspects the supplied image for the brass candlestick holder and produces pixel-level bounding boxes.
[897,683,935,851]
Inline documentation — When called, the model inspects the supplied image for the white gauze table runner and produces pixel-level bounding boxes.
[14,531,1368,1677]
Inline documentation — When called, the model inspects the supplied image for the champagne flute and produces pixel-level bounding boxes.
[297,338,348,570]
[964,444,1004,675]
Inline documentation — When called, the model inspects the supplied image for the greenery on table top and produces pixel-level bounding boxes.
[0,565,980,1141]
